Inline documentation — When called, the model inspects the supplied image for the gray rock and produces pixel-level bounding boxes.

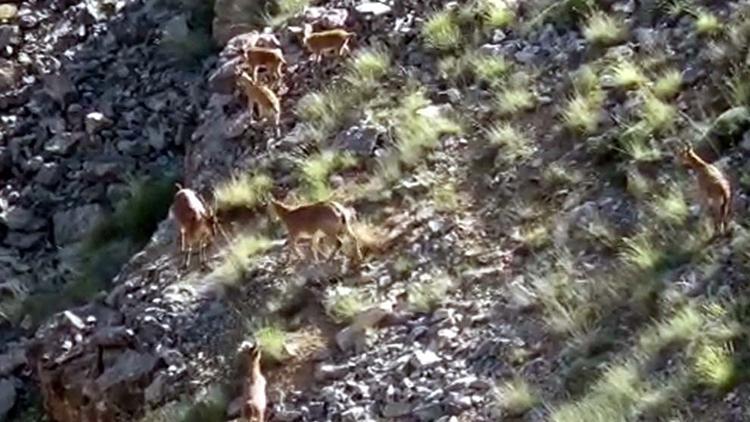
[44,133,80,155]
[41,71,76,106]
[35,162,61,187]
[208,56,242,95]
[5,207,45,232]
[0,348,25,377]
[85,112,113,135]
[331,124,382,157]
[0,378,15,420]
[382,401,412,418]
[303,7,348,28]
[0,25,19,51]
[96,350,159,391]
[412,349,441,368]
[413,402,444,421]
[4,231,44,249]
[0,58,18,90]
[53,204,105,245]
[315,363,351,381]
[355,2,391,16]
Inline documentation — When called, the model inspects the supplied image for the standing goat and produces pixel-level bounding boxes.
[302,23,355,63]
[677,144,732,235]
[170,184,218,268]
[240,342,266,422]
[269,197,362,262]
[241,46,286,87]
[236,70,282,138]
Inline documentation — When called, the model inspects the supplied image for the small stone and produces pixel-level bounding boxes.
[355,2,391,16]
[85,112,112,135]
[0,377,15,420]
[382,401,412,418]
[412,349,441,368]
[315,363,350,381]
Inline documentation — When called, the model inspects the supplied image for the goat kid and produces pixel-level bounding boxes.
[242,46,286,87]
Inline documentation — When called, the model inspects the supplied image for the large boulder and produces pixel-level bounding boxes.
[52,204,105,246]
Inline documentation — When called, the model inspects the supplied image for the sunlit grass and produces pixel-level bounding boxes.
[610,60,648,90]
[652,69,682,100]
[422,9,462,51]
[324,286,370,324]
[487,122,534,161]
[641,94,676,134]
[496,85,536,116]
[694,10,722,37]
[583,10,626,46]
[300,151,358,201]
[620,234,664,272]
[483,0,516,29]
[215,235,273,283]
[345,45,391,85]
[255,324,288,363]
[214,172,272,211]
[492,378,540,417]
[408,274,453,313]
[562,90,604,134]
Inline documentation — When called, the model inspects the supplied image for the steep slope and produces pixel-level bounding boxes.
[6,0,750,421]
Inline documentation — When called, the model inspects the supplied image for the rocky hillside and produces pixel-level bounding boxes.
[4,0,750,420]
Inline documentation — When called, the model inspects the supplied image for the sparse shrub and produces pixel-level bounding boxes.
[542,162,581,190]
[562,90,604,134]
[609,60,648,90]
[694,10,722,36]
[726,66,750,107]
[300,150,358,201]
[519,223,551,251]
[324,286,370,324]
[492,378,540,417]
[255,323,289,363]
[214,172,273,211]
[487,122,534,161]
[652,69,682,100]
[496,84,536,116]
[181,386,227,422]
[583,10,626,46]
[422,9,462,51]
[408,275,453,313]
[216,235,273,283]
[482,0,516,29]
[296,87,348,140]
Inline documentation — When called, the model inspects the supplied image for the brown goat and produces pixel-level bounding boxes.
[242,46,286,87]
[236,71,282,137]
[170,184,218,268]
[270,198,362,262]
[302,23,355,63]
[678,144,732,234]
[240,342,266,422]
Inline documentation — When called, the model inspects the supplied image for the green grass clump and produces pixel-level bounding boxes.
[694,10,722,36]
[214,172,272,211]
[296,87,349,140]
[345,45,392,85]
[496,85,536,116]
[408,275,453,313]
[487,122,534,161]
[216,235,273,283]
[562,90,604,134]
[255,324,289,363]
[422,9,462,51]
[482,0,516,29]
[641,94,676,134]
[493,378,540,417]
[472,54,511,86]
[619,123,660,162]
[620,234,665,273]
[692,342,737,391]
[610,60,648,90]
[651,185,689,226]
[583,10,626,46]
[300,151,358,201]
[324,286,370,324]
[265,0,310,27]
[652,69,682,100]
[572,65,600,95]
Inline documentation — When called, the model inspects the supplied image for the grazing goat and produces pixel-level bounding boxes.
[240,342,266,422]
[242,46,286,87]
[269,198,362,262]
[236,71,282,137]
[677,144,732,234]
[170,184,218,268]
[302,23,355,63]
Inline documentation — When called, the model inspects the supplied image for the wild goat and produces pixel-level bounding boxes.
[236,71,282,137]
[170,184,218,268]
[302,23,355,63]
[269,197,362,262]
[677,144,732,234]
[241,46,286,86]
[240,342,266,422]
